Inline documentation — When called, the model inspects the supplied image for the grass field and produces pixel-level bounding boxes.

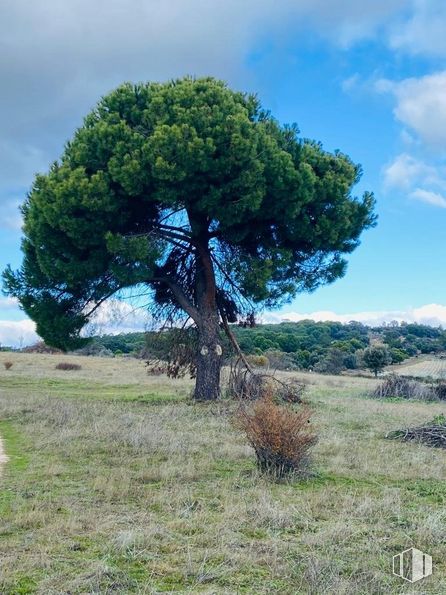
[390,356,446,380]
[1,353,446,593]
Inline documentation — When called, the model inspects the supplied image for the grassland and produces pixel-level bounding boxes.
[390,355,446,380]
[0,352,446,593]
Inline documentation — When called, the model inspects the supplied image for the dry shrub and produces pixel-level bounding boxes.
[434,381,446,400]
[227,362,304,403]
[22,341,62,354]
[146,364,167,376]
[235,396,317,478]
[276,379,307,404]
[55,362,82,371]
[387,414,446,449]
[144,328,197,379]
[372,374,435,401]
[228,366,269,400]
[3,361,13,370]
[245,354,269,368]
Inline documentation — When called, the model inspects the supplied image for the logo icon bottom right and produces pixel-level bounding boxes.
[393,547,432,583]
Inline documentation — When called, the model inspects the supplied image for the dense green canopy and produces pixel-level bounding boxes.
[3,77,376,351]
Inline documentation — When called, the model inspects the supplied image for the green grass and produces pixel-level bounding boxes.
[1,352,446,592]
[0,375,185,404]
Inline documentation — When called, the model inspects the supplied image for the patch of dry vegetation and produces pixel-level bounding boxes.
[0,352,445,592]
[55,361,82,371]
[372,374,435,400]
[235,397,317,478]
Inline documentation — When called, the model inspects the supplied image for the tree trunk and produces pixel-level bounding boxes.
[192,237,222,401]
[194,311,222,400]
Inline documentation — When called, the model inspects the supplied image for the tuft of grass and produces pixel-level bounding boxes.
[3,361,13,370]
[55,362,82,371]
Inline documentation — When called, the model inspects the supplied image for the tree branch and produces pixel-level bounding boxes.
[219,307,253,373]
[153,276,200,323]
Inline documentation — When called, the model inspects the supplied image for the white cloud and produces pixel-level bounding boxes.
[0,298,152,347]
[0,319,38,348]
[383,153,442,190]
[84,299,152,336]
[0,297,19,310]
[1,200,23,231]
[3,301,446,347]
[377,71,446,149]
[382,153,446,208]
[409,188,446,208]
[390,0,446,57]
[412,303,446,325]
[265,303,446,327]
[378,73,446,206]
[341,74,361,93]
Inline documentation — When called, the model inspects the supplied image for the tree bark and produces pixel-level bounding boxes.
[194,311,222,400]
[192,237,222,400]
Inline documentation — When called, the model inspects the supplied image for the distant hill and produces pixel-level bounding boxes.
[62,320,446,375]
[18,320,446,375]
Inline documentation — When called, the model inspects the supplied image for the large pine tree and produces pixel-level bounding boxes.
[3,77,376,399]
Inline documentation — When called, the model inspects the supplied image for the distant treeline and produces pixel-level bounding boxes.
[70,320,446,374]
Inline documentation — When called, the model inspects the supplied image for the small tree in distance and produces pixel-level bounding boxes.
[2,77,376,400]
[363,345,391,377]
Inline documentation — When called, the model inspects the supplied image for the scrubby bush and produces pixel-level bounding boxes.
[22,341,62,354]
[74,341,114,357]
[227,362,305,403]
[235,396,317,479]
[227,367,274,401]
[55,362,82,371]
[434,381,446,400]
[3,361,13,370]
[372,374,435,400]
[146,364,167,376]
[387,414,446,449]
[245,354,269,368]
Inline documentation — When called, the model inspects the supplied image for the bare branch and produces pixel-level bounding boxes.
[153,276,200,323]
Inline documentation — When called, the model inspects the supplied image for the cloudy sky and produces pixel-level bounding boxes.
[1,0,446,345]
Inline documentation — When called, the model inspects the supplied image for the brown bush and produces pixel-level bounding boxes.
[387,414,446,449]
[22,341,62,354]
[235,396,317,479]
[276,379,307,404]
[227,363,305,403]
[55,362,82,371]
[245,354,269,368]
[372,374,435,401]
[3,361,13,370]
[146,364,167,376]
[434,381,446,400]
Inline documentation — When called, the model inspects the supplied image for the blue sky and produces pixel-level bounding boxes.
[1,0,446,345]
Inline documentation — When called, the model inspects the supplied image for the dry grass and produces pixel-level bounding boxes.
[55,361,82,371]
[0,351,445,592]
[389,355,446,379]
